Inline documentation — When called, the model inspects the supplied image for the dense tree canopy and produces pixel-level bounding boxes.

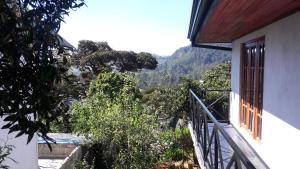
[202,62,231,90]
[0,0,85,143]
[78,40,113,55]
[50,40,158,132]
[200,62,231,120]
[142,78,201,129]
[77,40,158,74]
[142,62,231,126]
[72,72,159,168]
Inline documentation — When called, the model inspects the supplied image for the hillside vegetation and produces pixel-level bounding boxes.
[137,46,231,88]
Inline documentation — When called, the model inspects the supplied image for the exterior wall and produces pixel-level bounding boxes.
[230,11,300,169]
[0,119,38,169]
[39,144,78,159]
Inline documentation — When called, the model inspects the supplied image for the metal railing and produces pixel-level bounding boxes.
[189,89,256,169]
[196,89,231,123]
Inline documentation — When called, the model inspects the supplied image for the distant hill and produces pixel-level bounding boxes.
[137,45,231,88]
[151,54,169,64]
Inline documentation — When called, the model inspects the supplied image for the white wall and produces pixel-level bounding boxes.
[0,120,38,169]
[230,11,300,169]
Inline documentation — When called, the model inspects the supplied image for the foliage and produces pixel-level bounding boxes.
[200,62,231,120]
[74,155,95,169]
[72,72,160,169]
[159,128,193,162]
[0,142,14,169]
[49,63,91,133]
[202,62,231,90]
[142,62,231,124]
[50,40,159,133]
[137,46,231,89]
[142,78,200,129]
[143,88,181,121]
[78,40,112,55]
[136,52,158,70]
[77,144,108,169]
[0,0,85,142]
[77,40,158,74]
[49,107,76,133]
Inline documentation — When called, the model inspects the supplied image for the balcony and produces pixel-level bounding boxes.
[188,89,269,169]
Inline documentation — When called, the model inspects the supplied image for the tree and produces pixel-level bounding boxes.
[136,52,158,70]
[201,62,231,120]
[78,40,113,55]
[50,40,159,133]
[136,46,231,89]
[77,40,158,74]
[0,0,85,143]
[202,62,231,90]
[142,78,200,129]
[72,72,159,169]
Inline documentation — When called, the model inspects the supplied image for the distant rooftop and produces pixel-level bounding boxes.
[38,133,84,145]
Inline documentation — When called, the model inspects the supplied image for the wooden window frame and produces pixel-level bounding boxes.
[239,36,265,140]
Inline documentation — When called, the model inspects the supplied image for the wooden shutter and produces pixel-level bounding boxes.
[240,37,265,140]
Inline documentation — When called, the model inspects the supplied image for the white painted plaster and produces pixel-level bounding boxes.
[230,11,300,169]
[0,119,38,169]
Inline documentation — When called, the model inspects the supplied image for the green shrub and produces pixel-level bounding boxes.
[72,73,160,169]
[74,158,95,169]
[159,128,193,162]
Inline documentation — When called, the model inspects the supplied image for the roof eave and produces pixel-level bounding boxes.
[58,35,76,51]
[187,0,218,43]
[187,0,200,38]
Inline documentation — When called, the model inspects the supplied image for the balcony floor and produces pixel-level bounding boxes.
[189,122,269,169]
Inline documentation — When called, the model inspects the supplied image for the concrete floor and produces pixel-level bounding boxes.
[38,158,65,169]
[189,122,268,169]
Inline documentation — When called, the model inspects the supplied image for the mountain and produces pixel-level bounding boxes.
[137,45,231,89]
[152,54,169,64]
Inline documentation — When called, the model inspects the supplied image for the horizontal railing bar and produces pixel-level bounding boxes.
[189,89,256,169]
[207,93,228,108]
[202,89,231,92]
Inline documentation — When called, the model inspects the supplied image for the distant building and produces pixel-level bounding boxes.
[58,35,76,51]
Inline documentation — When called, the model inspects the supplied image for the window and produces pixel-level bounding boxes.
[240,37,265,140]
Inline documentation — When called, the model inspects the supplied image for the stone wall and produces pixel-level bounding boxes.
[39,144,78,159]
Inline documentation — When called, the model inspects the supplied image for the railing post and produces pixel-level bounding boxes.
[193,98,196,130]
[203,111,207,162]
[188,89,258,169]
[214,130,219,169]
[189,91,192,120]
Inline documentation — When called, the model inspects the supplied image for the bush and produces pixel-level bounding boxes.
[159,128,193,162]
[142,78,200,129]
[72,73,160,169]
[201,62,231,120]
[75,158,95,169]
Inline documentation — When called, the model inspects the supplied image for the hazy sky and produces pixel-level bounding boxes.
[59,0,193,56]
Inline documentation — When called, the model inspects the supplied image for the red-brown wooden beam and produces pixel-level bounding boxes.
[196,0,300,43]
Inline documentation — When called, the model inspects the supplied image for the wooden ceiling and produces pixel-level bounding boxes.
[196,0,300,43]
